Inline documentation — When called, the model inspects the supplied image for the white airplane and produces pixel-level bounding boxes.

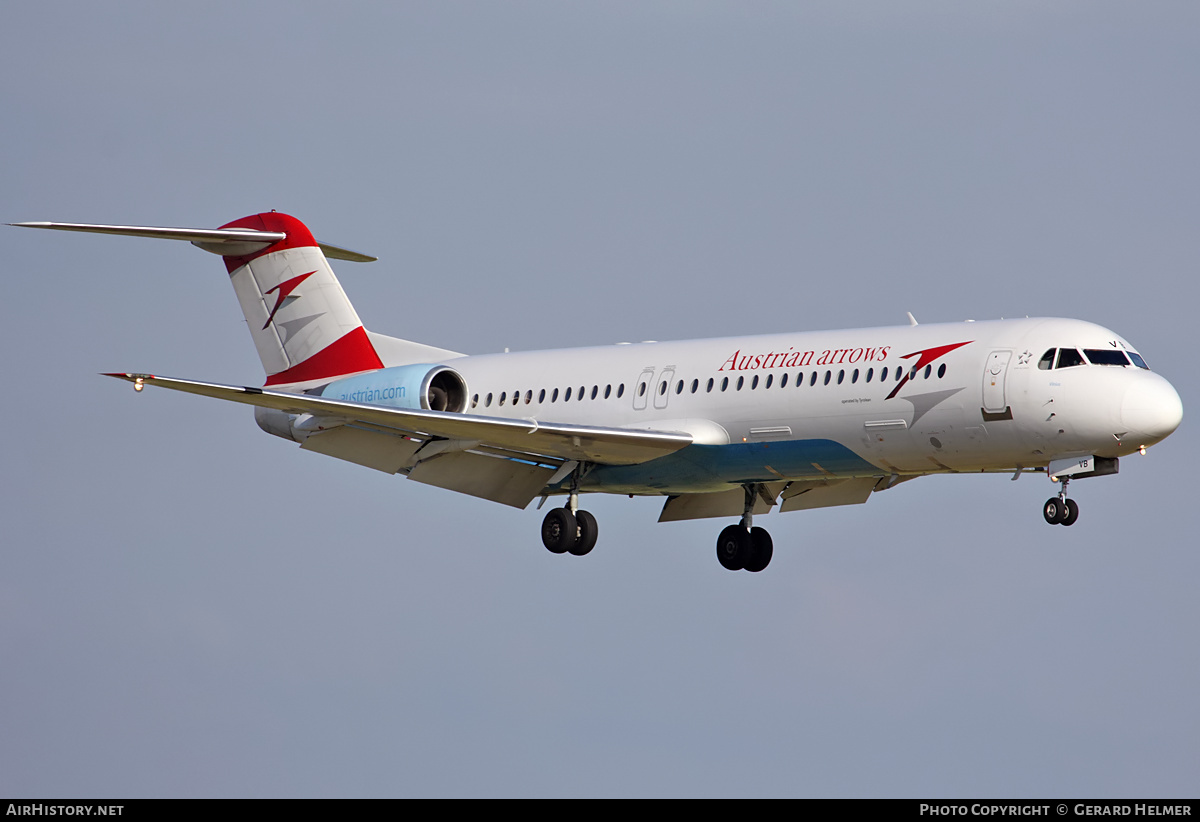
[14,212,1183,572]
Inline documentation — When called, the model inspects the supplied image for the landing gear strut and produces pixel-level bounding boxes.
[540,464,598,556]
[1043,476,1080,526]
[716,484,773,572]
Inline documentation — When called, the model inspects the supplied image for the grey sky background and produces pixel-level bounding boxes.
[2,2,1197,798]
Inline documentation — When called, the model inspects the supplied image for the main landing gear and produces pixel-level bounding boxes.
[1043,476,1080,526]
[716,485,774,572]
[540,463,598,556]
[541,506,598,556]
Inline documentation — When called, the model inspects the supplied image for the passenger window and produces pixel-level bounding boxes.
[659,381,667,395]
[604,385,612,399]
[824,371,831,385]
[551,388,559,403]
[706,378,714,392]
[810,371,818,387]
[866,368,873,383]
[1056,348,1085,368]
[591,386,598,400]
[486,393,493,407]
[617,384,625,398]
[924,365,931,379]
[690,379,698,393]
[676,380,684,394]
[538,389,546,403]
[565,387,573,401]
[765,374,773,389]
[736,376,744,390]
[938,364,946,378]
[721,377,729,391]
[525,390,533,404]
[472,394,479,408]
[837,370,844,385]
[751,375,758,390]
[781,373,789,388]
[499,392,506,406]
[579,386,585,401]
[852,369,859,384]
[637,383,646,397]
[1038,349,1056,370]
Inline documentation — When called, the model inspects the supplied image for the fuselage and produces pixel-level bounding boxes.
[339,317,1180,496]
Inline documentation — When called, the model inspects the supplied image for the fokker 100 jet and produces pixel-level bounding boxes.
[14,213,1183,572]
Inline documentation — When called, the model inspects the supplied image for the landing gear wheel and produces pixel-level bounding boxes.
[1061,499,1079,526]
[1043,498,1065,525]
[541,508,578,554]
[570,510,598,556]
[743,527,774,573]
[716,525,750,571]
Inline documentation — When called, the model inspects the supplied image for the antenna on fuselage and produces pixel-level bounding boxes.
[906,312,919,326]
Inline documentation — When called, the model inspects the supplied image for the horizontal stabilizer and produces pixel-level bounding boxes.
[10,221,376,262]
[105,372,693,466]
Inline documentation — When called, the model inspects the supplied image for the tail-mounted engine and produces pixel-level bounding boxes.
[255,363,468,442]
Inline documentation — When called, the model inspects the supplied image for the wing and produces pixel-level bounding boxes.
[106,373,693,507]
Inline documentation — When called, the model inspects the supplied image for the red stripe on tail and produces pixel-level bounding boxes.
[263,326,384,387]
[218,212,319,273]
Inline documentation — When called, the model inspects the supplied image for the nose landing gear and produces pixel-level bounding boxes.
[1043,477,1080,526]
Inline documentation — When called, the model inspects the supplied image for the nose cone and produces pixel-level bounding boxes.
[1122,373,1183,446]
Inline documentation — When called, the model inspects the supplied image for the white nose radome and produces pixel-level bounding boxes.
[1121,373,1183,447]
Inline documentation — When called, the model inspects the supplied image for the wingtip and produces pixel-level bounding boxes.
[102,372,155,380]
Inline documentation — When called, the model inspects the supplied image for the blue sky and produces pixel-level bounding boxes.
[2,2,1197,797]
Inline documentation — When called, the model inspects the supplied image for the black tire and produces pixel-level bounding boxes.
[570,510,599,556]
[1043,498,1065,525]
[1061,498,1079,526]
[541,508,578,554]
[716,525,750,571]
[744,527,774,573]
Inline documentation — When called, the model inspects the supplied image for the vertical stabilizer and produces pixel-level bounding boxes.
[218,212,384,389]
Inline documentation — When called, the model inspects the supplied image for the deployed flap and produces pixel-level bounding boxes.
[407,451,556,509]
[658,483,786,522]
[300,426,422,474]
[105,373,693,466]
[779,477,876,512]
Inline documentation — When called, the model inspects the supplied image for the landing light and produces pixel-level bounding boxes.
[134,377,144,392]
[1140,445,1147,456]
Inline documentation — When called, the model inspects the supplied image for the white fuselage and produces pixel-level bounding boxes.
[423,317,1180,495]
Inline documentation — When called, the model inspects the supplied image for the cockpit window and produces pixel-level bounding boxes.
[1038,349,1056,370]
[1127,351,1150,369]
[1056,348,1086,368]
[1084,349,1131,366]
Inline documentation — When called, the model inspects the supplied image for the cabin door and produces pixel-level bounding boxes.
[982,350,1012,414]
[632,367,655,411]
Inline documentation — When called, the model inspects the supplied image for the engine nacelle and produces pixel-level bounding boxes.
[320,364,469,412]
[255,364,469,444]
